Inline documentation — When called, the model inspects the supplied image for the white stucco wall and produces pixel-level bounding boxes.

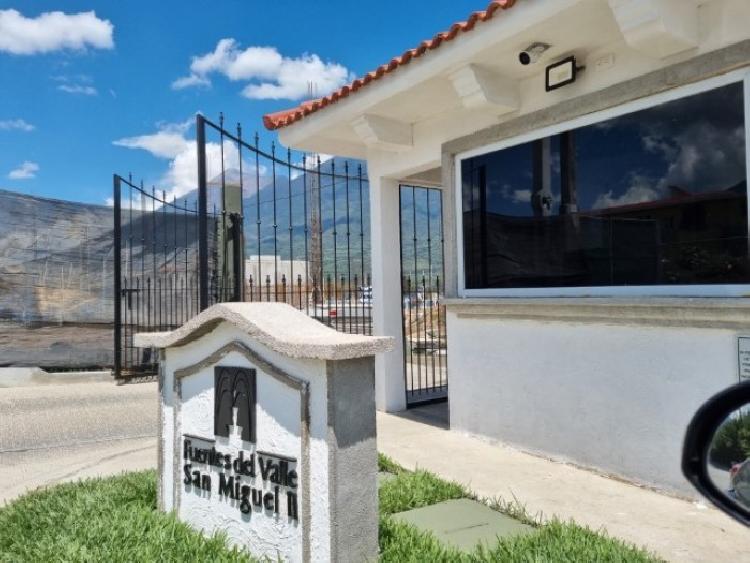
[446,308,743,495]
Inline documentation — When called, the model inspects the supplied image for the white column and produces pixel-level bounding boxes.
[369,172,407,412]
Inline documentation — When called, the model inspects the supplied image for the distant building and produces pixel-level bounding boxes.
[245,256,310,285]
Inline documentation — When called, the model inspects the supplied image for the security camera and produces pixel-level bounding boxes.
[518,42,550,66]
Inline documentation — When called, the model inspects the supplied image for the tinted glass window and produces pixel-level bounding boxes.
[461,82,748,290]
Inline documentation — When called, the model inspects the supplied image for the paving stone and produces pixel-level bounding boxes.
[392,498,535,552]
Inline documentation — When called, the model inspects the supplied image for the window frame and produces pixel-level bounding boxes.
[454,68,750,298]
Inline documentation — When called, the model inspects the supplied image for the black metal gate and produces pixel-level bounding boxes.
[112,174,219,378]
[399,185,448,406]
[114,114,372,379]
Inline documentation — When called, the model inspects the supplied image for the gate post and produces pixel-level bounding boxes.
[113,174,122,378]
[230,211,244,302]
[369,173,407,412]
[196,114,209,311]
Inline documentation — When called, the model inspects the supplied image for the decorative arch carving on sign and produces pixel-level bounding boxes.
[214,366,257,442]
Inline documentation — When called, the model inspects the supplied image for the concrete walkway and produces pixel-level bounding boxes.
[0,378,158,505]
[377,409,750,563]
[1,436,156,505]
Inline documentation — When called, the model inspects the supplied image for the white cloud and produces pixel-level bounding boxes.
[0,9,113,55]
[497,183,559,207]
[0,118,34,131]
[171,74,210,90]
[592,95,746,212]
[593,174,660,210]
[592,120,615,131]
[8,160,39,180]
[662,124,745,190]
[113,131,188,159]
[226,46,283,80]
[52,73,93,83]
[112,119,259,203]
[638,90,746,194]
[290,152,334,179]
[113,121,192,159]
[104,195,142,210]
[57,83,97,95]
[162,138,255,201]
[172,39,353,100]
[511,189,531,204]
[642,134,677,161]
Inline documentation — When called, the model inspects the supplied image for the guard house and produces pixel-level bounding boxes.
[264,0,750,495]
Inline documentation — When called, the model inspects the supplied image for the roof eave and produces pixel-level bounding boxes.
[270,0,584,153]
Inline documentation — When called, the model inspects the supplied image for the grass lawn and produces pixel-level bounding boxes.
[377,454,662,563]
[0,470,246,562]
[0,457,662,562]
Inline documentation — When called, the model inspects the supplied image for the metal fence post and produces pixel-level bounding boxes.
[113,174,122,378]
[231,212,243,302]
[196,114,209,311]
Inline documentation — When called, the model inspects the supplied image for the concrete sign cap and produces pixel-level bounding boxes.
[134,302,394,360]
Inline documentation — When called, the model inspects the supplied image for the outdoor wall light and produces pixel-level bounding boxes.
[545,56,582,92]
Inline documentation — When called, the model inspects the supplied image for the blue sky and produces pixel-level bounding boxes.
[0,1,482,204]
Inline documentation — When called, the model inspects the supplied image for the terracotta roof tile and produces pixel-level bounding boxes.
[263,0,519,131]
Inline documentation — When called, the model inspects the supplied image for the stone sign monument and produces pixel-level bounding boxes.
[135,302,392,562]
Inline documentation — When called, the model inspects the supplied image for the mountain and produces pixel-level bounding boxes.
[173,157,441,279]
[241,158,372,278]
[173,168,275,211]
[169,158,376,277]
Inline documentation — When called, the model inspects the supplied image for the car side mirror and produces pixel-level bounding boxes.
[683,381,750,526]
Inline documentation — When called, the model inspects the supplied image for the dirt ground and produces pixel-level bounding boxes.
[0,323,113,368]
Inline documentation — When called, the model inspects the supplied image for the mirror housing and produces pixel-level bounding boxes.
[683,381,750,526]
